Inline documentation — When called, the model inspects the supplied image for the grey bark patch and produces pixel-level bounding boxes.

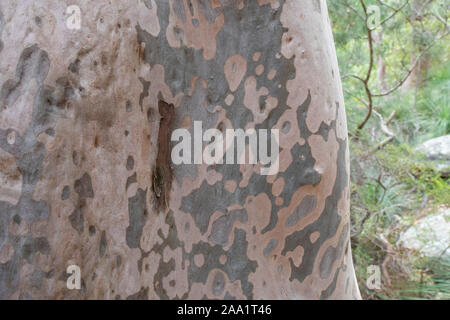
[263,239,278,257]
[74,173,94,199]
[32,78,74,136]
[143,0,153,9]
[320,247,335,279]
[282,102,349,283]
[345,277,350,294]
[126,172,137,191]
[189,228,257,299]
[186,0,195,16]
[34,16,42,27]
[319,224,349,279]
[29,269,44,288]
[138,77,150,111]
[224,292,236,300]
[209,209,247,246]
[282,121,291,134]
[69,208,84,234]
[13,214,21,225]
[0,212,8,249]
[45,269,54,279]
[172,0,186,21]
[218,0,247,8]
[285,195,317,227]
[179,93,321,236]
[150,211,182,298]
[126,155,134,170]
[0,45,56,298]
[58,270,70,282]
[16,146,45,187]
[126,100,133,112]
[137,0,293,130]
[72,151,79,165]
[126,188,148,248]
[45,128,55,136]
[320,268,340,300]
[99,231,107,257]
[0,259,19,299]
[127,287,148,300]
[61,185,70,200]
[181,138,320,235]
[68,59,80,74]
[1,44,50,107]
[212,272,225,296]
[0,146,49,220]
[21,237,50,262]
[89,225,96,236]
[171,81,219,184]
[197,0,221,23]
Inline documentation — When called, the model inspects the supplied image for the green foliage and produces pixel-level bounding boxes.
[329,0,449,300]
[394,259,450,300]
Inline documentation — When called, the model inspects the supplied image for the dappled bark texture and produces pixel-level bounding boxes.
[0,0,360,299]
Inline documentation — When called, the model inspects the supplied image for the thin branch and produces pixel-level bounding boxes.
[372,30,449,97]
[342,0,365,21]
[358,81,374,130]
[368,110,396,154]
[376,1,409,29]
[344,88,369,107]
[375,0,398,11]
[356,0,376,131]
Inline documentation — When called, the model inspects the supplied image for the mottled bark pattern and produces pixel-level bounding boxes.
[0,0,360,299]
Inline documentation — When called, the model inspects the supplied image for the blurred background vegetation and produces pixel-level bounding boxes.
[328,0,449,299]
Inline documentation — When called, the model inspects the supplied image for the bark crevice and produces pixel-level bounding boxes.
[152,100,175,212]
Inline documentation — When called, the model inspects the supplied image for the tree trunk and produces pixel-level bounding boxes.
[374,31,388,93]
[402,0,430,91]
[0,0,360,299]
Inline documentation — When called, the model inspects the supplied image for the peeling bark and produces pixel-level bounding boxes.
[153,100,175,212]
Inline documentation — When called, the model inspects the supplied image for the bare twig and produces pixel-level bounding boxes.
[377,234,394,287]
[341,0,447,133]
[353,0,375,131]
[368,109,396,154]
[375,0,409,29]
[373,30,450,97]
[438,244,450,259]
